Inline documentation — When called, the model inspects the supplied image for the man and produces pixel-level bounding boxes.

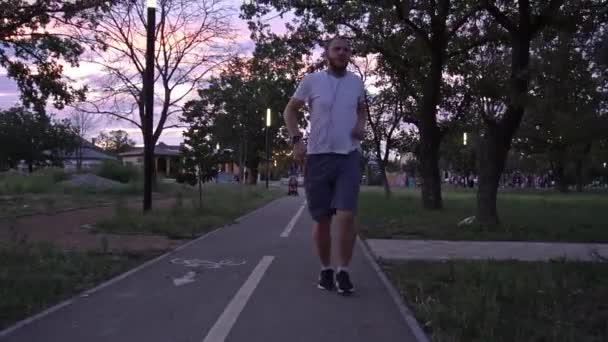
[283,36,366,295]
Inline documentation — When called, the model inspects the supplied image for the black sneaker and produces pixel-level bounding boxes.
[335,270,355,295]
[317,269,335,291]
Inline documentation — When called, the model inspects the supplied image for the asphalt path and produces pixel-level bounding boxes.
[1,195,420,342]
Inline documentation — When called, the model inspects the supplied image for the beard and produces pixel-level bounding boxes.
[328,57,348,71]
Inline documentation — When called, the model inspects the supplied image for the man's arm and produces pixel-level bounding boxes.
[352,96,368,140]
[356,98,367,130]
[284,98,305,138]
[284,98,307,162]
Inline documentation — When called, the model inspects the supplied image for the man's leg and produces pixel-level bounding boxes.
[313,216,332,267]
[335,210,356,268]
[304,154,337,291]
[332,151,361,294]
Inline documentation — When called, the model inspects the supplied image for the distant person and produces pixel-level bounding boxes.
[283,36,366,295]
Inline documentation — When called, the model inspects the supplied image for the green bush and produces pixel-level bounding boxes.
[0,171,58,194]
[175,172,197,186]
[96,161,141,184]
[34,168,69,182]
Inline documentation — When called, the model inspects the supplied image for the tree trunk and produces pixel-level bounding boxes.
[476,6,534,225]
[476,125,508,225]
[418,125,442,209]
[575,159,583,193]
[416,44,445,210]
[247,155,259,185]
[28,161,33,173]
[374,138,392,198]
[248,168,258,185]
[198,165,203,209]
[575,143,592,193]
[555,164,569,193]
[77,144,83,171]
[551,149,569,193]
[379,161,392,198]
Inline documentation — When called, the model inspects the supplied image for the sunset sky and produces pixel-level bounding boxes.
[0,0,289,147]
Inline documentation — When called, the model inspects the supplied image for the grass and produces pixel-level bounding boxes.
[0,193,122,218]
[0,242,157,330]
[359,188,608,242]
[95,184,283,239]
[0,171,198,217]
[384,260,608,342]
[0,170,64,194]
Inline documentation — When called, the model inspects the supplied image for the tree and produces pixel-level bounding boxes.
[95,130,135,154]
[462,0,567,225]
[181,100,221,208]
[0,0,113,112]
[515,25,607,193]
[187,33,305,184]
[364,89,412,197]
[0,107,77,172]
[70,110,101,170]
[75,0,236,147]
[351,56,414,196]
[243,0,483,210]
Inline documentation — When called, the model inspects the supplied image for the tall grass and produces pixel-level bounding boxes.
[0,169,67,195]
[96,184,282,239]
[0,242,153,329]
[359,188,608,242]
[385,260,608,342]
[95,161,141,184]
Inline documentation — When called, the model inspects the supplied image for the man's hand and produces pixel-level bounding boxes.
[351,124,365,141]
[293,140,306,163]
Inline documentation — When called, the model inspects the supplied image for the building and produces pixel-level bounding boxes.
[119,142,183,178]
[60,138,119,171]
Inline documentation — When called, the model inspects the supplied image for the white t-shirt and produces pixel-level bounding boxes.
[292,70,365,155]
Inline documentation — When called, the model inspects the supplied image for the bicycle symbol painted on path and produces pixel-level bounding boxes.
[170,258,247,269]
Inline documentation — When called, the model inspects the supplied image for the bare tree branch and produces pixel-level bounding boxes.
[482,1,517,34]
[393,0,431,48]
[68,0,237,144]
[448,4,482,38]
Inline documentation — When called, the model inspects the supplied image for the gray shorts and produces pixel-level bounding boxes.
[304,150,361,222]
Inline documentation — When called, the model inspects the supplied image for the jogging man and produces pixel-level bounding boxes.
[283,36,366,295]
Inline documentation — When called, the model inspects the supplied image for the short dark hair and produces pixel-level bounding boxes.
[324,36,349,51]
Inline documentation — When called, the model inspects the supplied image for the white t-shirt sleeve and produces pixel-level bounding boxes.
[292,74,313,102]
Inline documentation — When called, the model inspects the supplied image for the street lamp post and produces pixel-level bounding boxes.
[143,0,156,212]
[265,108,271,189]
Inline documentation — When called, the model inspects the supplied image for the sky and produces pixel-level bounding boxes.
[0,0,290,147]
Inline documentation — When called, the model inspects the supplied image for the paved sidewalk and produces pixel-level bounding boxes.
[367,239,608,262]
[1,196,422,342]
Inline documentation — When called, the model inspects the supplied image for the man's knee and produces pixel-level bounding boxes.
[315,216,332,230]
[336,210,355,220]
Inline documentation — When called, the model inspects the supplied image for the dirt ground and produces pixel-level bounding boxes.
[0,198,181,253]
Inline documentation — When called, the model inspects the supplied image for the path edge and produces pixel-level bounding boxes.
[357,238,430,342]
[0,196,284,339]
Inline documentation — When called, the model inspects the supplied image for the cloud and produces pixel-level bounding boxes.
[2,2,293,146]
[0,75,20,109]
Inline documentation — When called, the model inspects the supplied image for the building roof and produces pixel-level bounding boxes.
[119,142,182,157]
[61,137,118,161]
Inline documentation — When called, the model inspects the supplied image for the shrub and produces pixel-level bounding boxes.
[0,171,58,194]
[175,172,197,186]
[96,161,141,184]
[35,168,69,183]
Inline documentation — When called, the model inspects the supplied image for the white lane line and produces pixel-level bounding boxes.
[280,202,306,238]
[201,256,275,342]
